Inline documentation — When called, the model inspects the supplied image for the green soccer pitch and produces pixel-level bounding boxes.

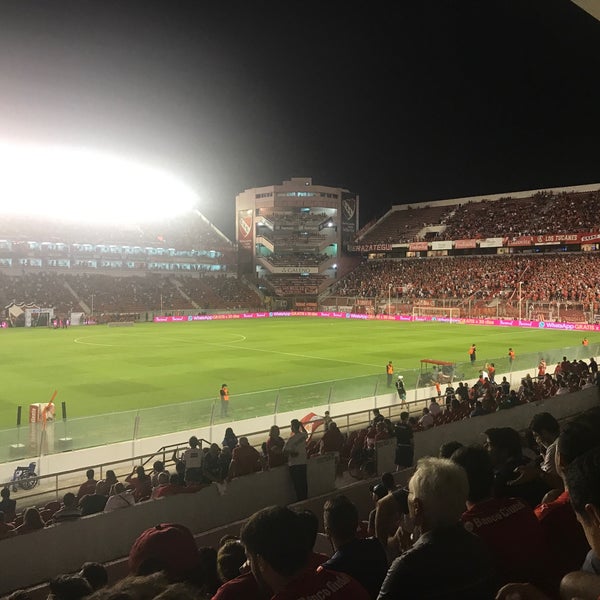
[0,318,591,431]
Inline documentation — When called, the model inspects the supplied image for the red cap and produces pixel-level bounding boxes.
[128,523,199,581]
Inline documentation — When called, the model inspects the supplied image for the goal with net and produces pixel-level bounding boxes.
[412,306,460,319]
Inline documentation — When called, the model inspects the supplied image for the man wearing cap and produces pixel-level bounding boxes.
[129,523,200,583]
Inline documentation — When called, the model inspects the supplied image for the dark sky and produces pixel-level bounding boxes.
[1,0,599,238]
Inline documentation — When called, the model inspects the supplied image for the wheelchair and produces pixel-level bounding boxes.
[11,462,39,492]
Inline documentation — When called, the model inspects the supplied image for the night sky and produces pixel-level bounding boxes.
[0,0,599,238]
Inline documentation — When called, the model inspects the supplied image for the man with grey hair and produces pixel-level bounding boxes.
[377,457,497,599]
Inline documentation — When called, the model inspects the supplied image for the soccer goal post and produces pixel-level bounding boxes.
[412,305,460,319]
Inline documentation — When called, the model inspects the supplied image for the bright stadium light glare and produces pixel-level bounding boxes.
[0,142,198,224]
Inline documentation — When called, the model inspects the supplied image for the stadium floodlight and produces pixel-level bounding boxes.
[0,142,198,225]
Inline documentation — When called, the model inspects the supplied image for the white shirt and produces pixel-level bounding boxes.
[104,491,135,512]
[182,447,203,469]
[283,431,308,466]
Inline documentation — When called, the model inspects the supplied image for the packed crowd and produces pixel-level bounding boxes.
[440,190,600,241]
[332,254,600,305]
[5,398,600,599]
[0,212,231,251]
[358,189,600,245]
[0,272,262,320]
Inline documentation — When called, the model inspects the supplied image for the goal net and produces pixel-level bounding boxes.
[412,306,460,319]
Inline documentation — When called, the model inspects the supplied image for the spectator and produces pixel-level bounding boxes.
[484,427,550,508]
[559,446,600,600]
[319,422,345,455]
[128,523,201,585]
[176,436,204,485]
[151,474,189,498]
[371,409,384,427]
[95,470,118,497]
[125,465,152,502]
[266,425,286,469]
[439,440,463,459]
[534,409,600,579]
[0,510,16,540]
[451,445,552,592]
[393,412,414,471]
[510,412,563,491]
[150,461,170,488]
[283,419,309,502]
[418,407,434,430]
[367,483,389,537]
[151,472,171,498]
[79,482,108,516]
[51,493,82,523]
[15,507,45,535]
[377,457,496,599]
[76,469,97,502]
[217,540,247,583]
[79,562,108,591]
[228,437,262,479]
[203,443,224,484]
[0,487,17,522]
[296,509,330,569]
[323,495,388,599]
[103,482,135,512]
[428,397,441,417]
[47,574,92,600]
[222,427,238,451]
[240,505,369,599]
[198,546,221,598]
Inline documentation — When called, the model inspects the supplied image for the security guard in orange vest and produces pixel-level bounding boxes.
[386,361,394,387]
[220,384,230,417]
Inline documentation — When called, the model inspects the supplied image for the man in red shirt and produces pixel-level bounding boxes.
[240,505,369,600]
[451,445,554,593]
[76,469,97,501]
[533,410,600,578]
[228,437,262,479]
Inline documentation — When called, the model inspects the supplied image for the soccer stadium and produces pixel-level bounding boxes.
[0,165,599,598]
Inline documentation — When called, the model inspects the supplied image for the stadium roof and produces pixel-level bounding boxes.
[571,0,600,22]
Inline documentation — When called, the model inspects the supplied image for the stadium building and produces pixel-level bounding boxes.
[235,177,359,309]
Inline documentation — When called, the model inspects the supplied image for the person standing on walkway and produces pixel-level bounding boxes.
[220,383,230,418]
[469,344,477,364]
[386,361,394,387]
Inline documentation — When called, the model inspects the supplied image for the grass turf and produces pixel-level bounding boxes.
[0,318,591,438]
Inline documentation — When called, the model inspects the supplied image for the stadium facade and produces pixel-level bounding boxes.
[235,177,359,308]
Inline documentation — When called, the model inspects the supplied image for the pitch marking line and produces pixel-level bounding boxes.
[206,341,382,369]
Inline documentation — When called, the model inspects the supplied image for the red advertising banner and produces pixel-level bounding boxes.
[508,232,600,247]
[408,242,429,251]
[454,239,478,249]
